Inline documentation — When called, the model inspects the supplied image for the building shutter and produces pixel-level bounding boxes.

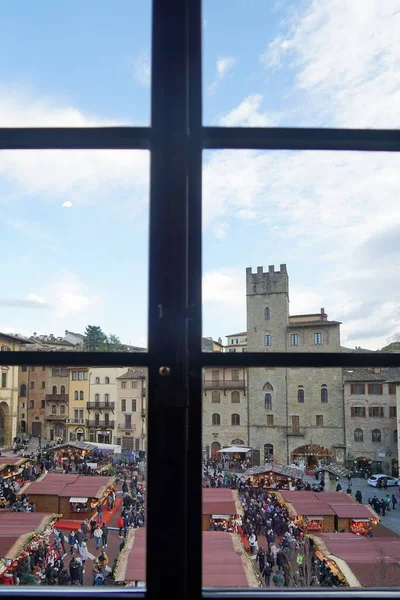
[368,407,372,417]
[368,384,372,394]
[350,384,355,395]
[362,407,366,417]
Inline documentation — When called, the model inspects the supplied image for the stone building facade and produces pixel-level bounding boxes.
[202,366,248,460]
[246,264,345,467]
[344,367,398,476]
[116,368,147,452]
[87,367,125,444]
[44,367,69,441]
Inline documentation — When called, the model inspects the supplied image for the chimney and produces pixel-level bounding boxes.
[373,367,381,374]
[321,308,327,321]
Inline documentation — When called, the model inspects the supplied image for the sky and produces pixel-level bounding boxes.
[1,0,400,350]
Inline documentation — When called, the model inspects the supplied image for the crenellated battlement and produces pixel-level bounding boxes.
[246,264,289,295]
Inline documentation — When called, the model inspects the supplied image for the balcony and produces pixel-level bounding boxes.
[286,427,306,436]
[118,423,137,431]
[45,414,67,421]
[86,420,115,429]
[66,418,85,425]
[203,379,246,391]
[86,402,115,411]
[45,394,68,403]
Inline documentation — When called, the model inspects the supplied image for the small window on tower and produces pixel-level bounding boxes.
[264,307,270,320]
[264,334,272,347]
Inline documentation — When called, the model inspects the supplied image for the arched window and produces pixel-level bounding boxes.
[394,430,398,443]
[105,377,110,384]
[212,413,220,426]
[61,385,65,394]
[297,386,304,403]
[264,307,270,320]
[262,382,273,391]
[321,384,328,403]
[80,391,84,400]
[20,384,27,397]
[95,393,100,402]
[52,385,57,394]
[60,405,65,415]
[265,393,272,410]
[95,377,100,384]
[105,393,109,402]
[74,391,78,400]
[231,391,240,403]
[354,428,363,442]
[372,429,381,442]
[253,284,257,293]
[231,438,245,445]
[52,405,57,414]
[211,391,220,403]
[231,413,240,426]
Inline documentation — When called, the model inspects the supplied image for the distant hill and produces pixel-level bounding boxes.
[379,341,400,352]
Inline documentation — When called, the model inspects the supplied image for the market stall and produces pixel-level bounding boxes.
[217,445,252,469]
[285,501,335,533]
[52,441,114,472]
[23,473,115,519]
[330,504,378,534]
[0,513,58,586]
[244,464,303,490]
[202,488,243,531]
[0,458,30,489]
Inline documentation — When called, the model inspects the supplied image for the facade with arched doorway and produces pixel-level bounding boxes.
[1,333,33,448]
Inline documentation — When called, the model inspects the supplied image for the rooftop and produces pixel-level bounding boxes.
[343,367,400,382]
[225,332,247,338]
[0,332,32,345]
[287,320,341,328]
[117,368,146,380]
[25,473,114,499]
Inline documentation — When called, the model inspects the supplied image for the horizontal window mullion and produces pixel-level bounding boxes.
[203,126,400,152]
[201,352,400,369]
[0,127,151,150]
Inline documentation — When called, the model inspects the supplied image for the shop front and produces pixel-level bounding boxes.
[244,464,303,490]
[332,504,378,534]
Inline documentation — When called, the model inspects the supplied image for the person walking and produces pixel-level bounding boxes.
[90,517,97,539]
[101,523,108,548]
[117,515,124,538]
[355,490,362,504]
[248,532,256,555]
[392,494,398,510]
[81,519,89,542]
[94,525,103,550]
[77,541,88,568]
[97,502,103,524]
[262,563,273,587]
[256,547,265,574]
[272,570,284,587]
[68,530,76,555]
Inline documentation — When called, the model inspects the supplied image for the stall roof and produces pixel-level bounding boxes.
[330,504,375,519]
[280,491,357,504]
[117,529,258,587]
[203,489,236,500]
[244,464,303,479]
[288,502,335,516]
[315,464,352,477]
[0,457,28,466]
[24,473,114,499]
[319,493,357,504]
[218,446,251,453]
[202,489,243,517]
[315,533,400,587]
[52,441,97,452]
[203,501,238,515]
[0,513,55,559]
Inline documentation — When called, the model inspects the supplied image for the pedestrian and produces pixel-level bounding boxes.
[101,523,108,548]
[346,486,352,495]
[97,550,109,575]
[117,515,124,538]
[355,490,362,504]
[94,525,102,550]
[336,482,342,492]
[81,519,89,541]
[256,547,265,573]
[262,563,273,587]
[272,570,284,587]
[90,517,97,539]
[97,502,103,524]
[385,494,391,511]
[77,541,88,567]
[68,530,76,555]
[75,528,83,546]
[392,494,398,510]
[248,532,256,555]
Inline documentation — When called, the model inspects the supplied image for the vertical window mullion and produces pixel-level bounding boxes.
[147,0,191,598]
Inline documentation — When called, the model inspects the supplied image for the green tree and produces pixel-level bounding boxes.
[83,325,107,351]
[106,333,123,351]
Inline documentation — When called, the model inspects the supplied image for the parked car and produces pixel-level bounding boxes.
[367,474,399,487]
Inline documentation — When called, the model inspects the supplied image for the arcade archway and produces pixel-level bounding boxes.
[291,444,333,469]
[0,402,11,449]
[211,441,221,461]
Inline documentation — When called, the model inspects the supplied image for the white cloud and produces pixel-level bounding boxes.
[209,55,238,94]
[260,0,400,128]
[213,222,228,240]
[0,89,149,207]
[62,201,72,208]
[26,293,45,304]
[132,53,151,88]
[218,94,275,127]
[47,273,102,318]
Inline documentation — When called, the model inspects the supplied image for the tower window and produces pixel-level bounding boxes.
[297,386,304,403]
[253,285,256,293]
[264,334,272,347]
[264,307,270,320]
[314,332,322,345]
[291,334,299,346]
[321,385,328,403]
[265,393,272,410]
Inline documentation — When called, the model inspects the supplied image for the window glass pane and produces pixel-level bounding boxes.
[0,1,151,126]
[0,357,147,587]
[202,364,399,588]
[203,0,399,129]
[203,150,400,353]
[1,150,149,349]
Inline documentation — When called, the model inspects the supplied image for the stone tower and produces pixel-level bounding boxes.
[246,264,345,466]
[246,264,289,352]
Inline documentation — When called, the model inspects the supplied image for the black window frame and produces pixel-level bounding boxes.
[2,1,400,599]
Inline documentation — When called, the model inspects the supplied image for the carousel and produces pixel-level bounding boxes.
[291,444,333,471]
[243,464,303,490]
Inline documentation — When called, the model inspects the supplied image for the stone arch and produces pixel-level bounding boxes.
[20,420,26,434]
[262,382,273,391]
[211,441,221,460]
[231,438,245,445]
[264,443,273,461]
[0,402,11,448]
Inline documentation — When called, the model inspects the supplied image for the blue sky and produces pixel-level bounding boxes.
[1,0,400,350]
